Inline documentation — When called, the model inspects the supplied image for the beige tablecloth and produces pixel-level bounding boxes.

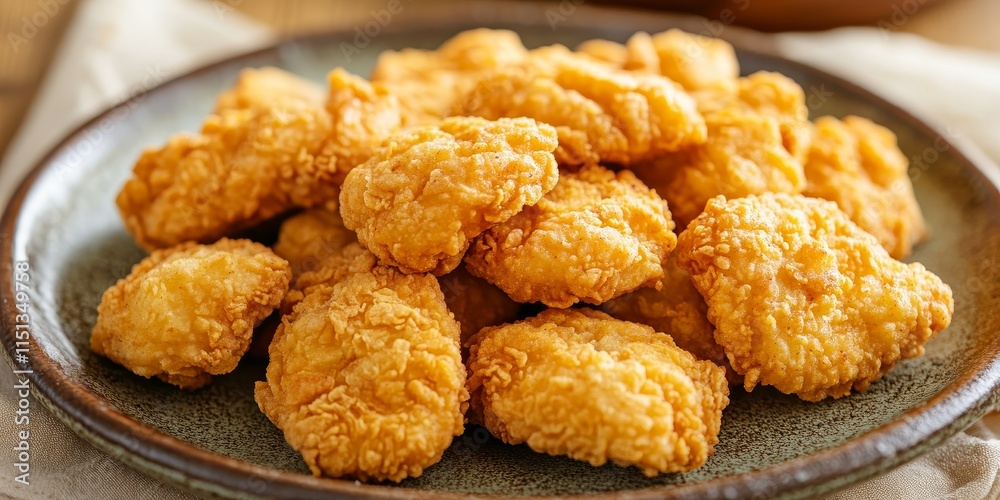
[1,0,998,498]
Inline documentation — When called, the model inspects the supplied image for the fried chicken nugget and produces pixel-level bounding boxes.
[438,265,522,345]
[254,263,467,482]
[214,67,324,112]
[465,164,676,308]
[340,116,559,275]
[371,29,528,125]
[676,193,953,401]
[272,208,357,279]
[466,308,729,476]
[602,253,737,383]
[694,71,812,162]
[116,100,340,249]
[322,68,405,185]
[632,109,805,228]
[579,30,739,92]
[91,239,290,389]
[804,115,927,259]
[456,46,706,168]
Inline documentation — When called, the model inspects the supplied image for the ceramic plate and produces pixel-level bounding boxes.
[3,3,1000,499]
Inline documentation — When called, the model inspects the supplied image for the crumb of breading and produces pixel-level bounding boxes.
[804,115,927,259]
[465,164,676,308]
[254,264,467,482]
[340,116,559,275]
[466,308,729,476]
[676,193,953,401]
[91,239,290,389]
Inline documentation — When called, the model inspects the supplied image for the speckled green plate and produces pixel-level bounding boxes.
[3,3,1000,499]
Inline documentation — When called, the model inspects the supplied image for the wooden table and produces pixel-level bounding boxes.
[0,0,997,161]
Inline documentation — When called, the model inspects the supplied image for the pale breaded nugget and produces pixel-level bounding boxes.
[465,164,676,308]
[695,71,811,162]
[91,239,290,389]
[467,308,729,476]
[602,253,738,384]
[340,116,559,275]
[804,115,927,259]
[322,68,404,185]
[437,265,522,345]
[456,46,706,168]
[632,109,805,228]
[371,28,528,125]
[676,193,953,401]
[116,100,340,249]
[214,66,324,112]
[580,30,739,92]
[254,263,467,482]
[272,208,357,279]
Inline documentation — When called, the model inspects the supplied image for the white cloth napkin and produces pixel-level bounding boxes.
[1,1,998,498]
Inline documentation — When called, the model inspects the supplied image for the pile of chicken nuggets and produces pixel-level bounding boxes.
[92,28,954,481]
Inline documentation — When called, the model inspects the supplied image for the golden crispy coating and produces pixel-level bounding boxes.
[254,264,467,482]
[281,242,375,315]
[602,253,737,383]
[214,67,324,113]
[695,71,811,162]
[91,239,290,389]
[467,308,729,476]
[456,46,706,168]
[272,208,357,279]
[437,265,522,345]
[804,116,927,259]
[371,28,528,125]
[321,68,404,185]
[580,30,739,92]
[116,101,340,249]
[676,193,953,401]
[632,110,805,228]
[465,164,676,308]
[340,116,559,275]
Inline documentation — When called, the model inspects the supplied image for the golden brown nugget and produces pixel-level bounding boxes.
[214,67,324,112]
[272,208,357,279]
[281,242,374,315]
[371,28,528,125]
[602,253,737,383]
[804,115,927,259]
[456,46,706,168]
[322,68,404,185]
[579,30,739,92]
[466,164,676,308]
[437,265,522,345]
[467,308,729,476]
[632,109,805,228]
[676,193,953,401]
[116,100,340,249]
[255,264,467,482]
[340,116,559,275]
[91,239,291,389]
[694,71,812,162]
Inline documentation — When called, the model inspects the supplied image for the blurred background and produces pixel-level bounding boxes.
[0,0,997,160]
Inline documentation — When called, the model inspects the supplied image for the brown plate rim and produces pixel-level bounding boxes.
[3,12,1000,500]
